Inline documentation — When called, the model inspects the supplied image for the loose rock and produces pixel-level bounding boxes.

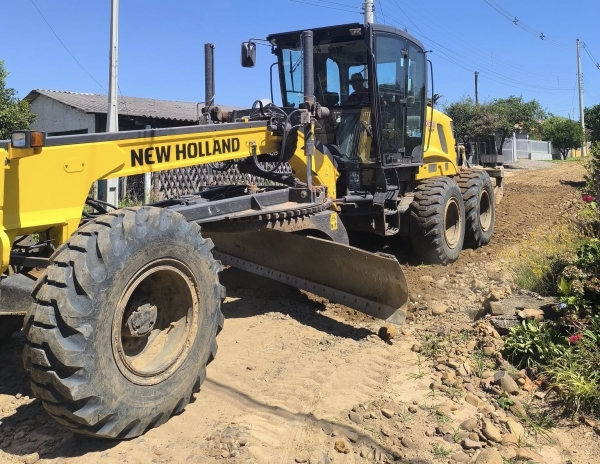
[474,448,504,464]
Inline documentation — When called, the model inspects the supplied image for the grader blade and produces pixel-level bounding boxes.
[208,231,408,325]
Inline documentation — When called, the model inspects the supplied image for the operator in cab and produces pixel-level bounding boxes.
[346,72,369,105]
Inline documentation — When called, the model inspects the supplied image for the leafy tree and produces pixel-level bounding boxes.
[489,96,546,154]
[541,116,585,160]
[585,104,600,144]
[0,61,35,140]
[442,97,476,140]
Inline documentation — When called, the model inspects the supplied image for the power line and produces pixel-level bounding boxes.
[29,0,106,92]
[287,0,360,14]
[482,0,569,48]
[582,42,600,70]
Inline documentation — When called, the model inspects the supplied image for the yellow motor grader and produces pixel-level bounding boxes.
[0,22,501,438]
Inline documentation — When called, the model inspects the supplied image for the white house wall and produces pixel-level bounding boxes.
[29,95,96,134]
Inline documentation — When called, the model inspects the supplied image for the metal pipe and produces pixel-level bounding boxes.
[204,43,215,106]
[302,31,314,187]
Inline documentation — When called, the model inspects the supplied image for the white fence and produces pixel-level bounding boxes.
[503,133,553,162]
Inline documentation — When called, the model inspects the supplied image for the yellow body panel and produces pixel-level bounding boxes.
[0,123,338,273]
[416,107,459,180]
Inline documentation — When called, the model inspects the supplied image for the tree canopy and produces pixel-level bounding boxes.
[541,116,585,159]
[585,104,600,144]
[0,61,35,140]
[443,95,546,154]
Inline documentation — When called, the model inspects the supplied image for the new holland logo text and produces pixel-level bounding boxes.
[131,138,241,167]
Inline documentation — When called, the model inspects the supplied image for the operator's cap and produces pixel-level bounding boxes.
[350,72,366,82]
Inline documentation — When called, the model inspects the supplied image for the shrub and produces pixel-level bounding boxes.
[583,141,600,197]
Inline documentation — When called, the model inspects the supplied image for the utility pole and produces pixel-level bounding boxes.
[105,0,120,206]
[364,0,374,25]
[474,71,479,106]
[576,39,587,157]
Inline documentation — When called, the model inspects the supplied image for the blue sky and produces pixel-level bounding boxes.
[2,0,599,119]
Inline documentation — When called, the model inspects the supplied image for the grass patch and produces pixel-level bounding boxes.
[431,442,452,459]
[501,219,584,295]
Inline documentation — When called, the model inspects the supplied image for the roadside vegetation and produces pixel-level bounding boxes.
[503,142,600,418]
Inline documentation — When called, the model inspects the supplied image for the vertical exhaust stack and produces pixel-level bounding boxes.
[205,43,215,108]
[302,31,314,187]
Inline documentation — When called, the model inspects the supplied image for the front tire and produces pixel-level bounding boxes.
[457,171,495,248]
[23,207,224,438]
[410,177,466,264]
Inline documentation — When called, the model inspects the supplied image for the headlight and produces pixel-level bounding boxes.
[10,131,46,149]
[11,132,26,148]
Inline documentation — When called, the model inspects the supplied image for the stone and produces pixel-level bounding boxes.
[381,426,392,437]
[22,453,40,464]
[457,362,473,377]
[381,408,394,418]
[474,448,504,464]
[482,370,495,379]
[480,404,496,415]
[465,393,485,408]
[438,405,453,416]
[411,343,422,353]
[522,376,535,392]
[498,445,517,461]
[501,434,518,447]
[378,325,397,340]
[346,431,359,443]
[509,401,528,419]
[506,419,525,440]
[334,440,350,454]
[432,304,448,316]
[451,452,470,462]
[408,405,418,414]
[154,448,166,456]
[517,308,545,321]
[459,418,479,431]
[400,436,413,448]
[322,423,333,435]
[515,447,545,463]
[462,438,483,450]
[482,421,502,443]
[493,371,520,394]
[489,301,510,316]
[359,447,370,458]
[437,424,454,435]
[466,340,477,351]
[295,451,309,463]
[349,411,363,424]
[483,345,496,356]
[420,275,434,282]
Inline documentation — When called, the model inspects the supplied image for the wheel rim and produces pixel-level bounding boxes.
[479,189,492,232]
[112,259,199,386]
[444,197,462,249]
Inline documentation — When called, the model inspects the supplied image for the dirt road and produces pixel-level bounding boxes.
[1,160,597,464]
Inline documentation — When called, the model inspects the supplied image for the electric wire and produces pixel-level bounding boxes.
[582,42,600,70]
[287,0,360,14]
[29,0,107,92]
[482,0,569,48]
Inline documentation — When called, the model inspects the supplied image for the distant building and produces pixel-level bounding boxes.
[25,89,239,135]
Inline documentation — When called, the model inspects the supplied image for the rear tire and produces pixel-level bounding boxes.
[457,171,495,248]
[410,177,465,264]
[23,207,225,438]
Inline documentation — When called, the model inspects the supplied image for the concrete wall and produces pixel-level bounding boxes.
[29,95,96,134]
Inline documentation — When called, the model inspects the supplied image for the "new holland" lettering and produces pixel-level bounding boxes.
[130,138,241,167]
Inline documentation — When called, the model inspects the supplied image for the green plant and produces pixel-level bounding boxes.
[503,319,566,368]
[431,442,451,459]
[497,393,515,411]
[547,339,600,415]
[583,142,600,196]
[407,354,427,380]
[471,349,489,378]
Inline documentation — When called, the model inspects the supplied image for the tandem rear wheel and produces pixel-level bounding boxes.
[409,177,466,264]
[23,207,225,438]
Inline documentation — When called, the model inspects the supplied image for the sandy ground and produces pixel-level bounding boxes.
[0,159,597,464]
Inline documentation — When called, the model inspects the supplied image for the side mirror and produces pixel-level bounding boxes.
[241,42,256,68]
